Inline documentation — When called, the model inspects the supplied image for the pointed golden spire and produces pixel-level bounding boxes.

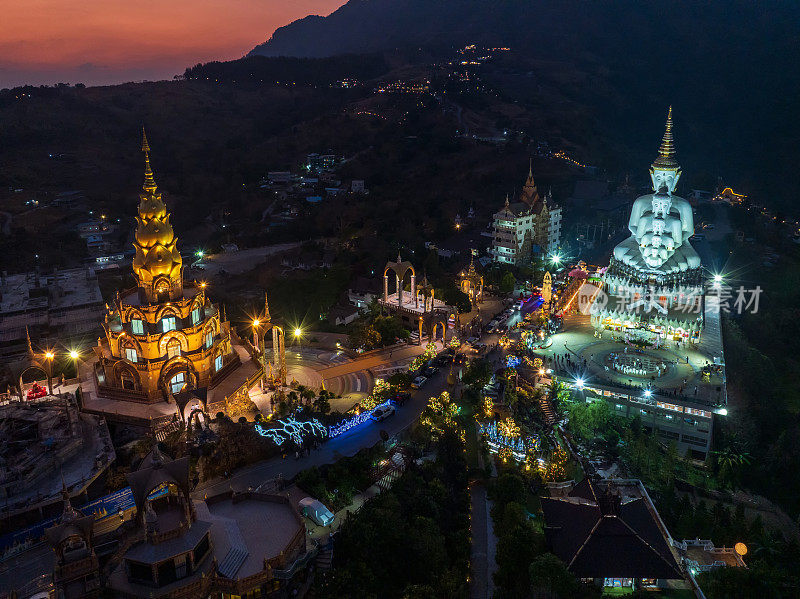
[653,106,678,169]
[141,127,158,193]
[263,290,271,323]
[504,193,510,209]
[25,326,34,358]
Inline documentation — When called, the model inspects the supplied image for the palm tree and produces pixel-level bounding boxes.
[713,447,751,489]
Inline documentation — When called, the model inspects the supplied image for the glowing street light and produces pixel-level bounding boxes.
[44,351,55,395]
[644,389,652,398]
[252,319,261,351]
[196,250,205,258]
[69,350,79,360]
[575,378,584,389]
[294,328,303,338]
[550,253,562,266]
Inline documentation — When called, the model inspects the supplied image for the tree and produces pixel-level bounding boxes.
[349,323,382,350]
[462,358,493,388]
[500,271,516,294]
[528,553,585,598]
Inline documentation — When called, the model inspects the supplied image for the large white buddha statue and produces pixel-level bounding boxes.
[612,107,701,275]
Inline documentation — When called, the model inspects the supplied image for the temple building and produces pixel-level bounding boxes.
[593,107,705,341]
[44,482,101,598]
[379,255,451,342]
[104,446,309,598]
[489,161,562,265]
[90,132,240,404]
[553,108,726,460]
[459,253,484,307]
[542,478,685,592]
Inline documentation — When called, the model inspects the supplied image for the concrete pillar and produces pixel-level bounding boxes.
[411,275,416,308]
[396,275,402,307]
[383,275,388,303]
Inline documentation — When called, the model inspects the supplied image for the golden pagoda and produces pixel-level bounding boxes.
[92,131,239,403]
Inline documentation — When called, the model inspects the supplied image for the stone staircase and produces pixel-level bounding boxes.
[538,394,556,426]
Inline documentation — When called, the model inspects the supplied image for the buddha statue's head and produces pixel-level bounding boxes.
[650,165,681,195]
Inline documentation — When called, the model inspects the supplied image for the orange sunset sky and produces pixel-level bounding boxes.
[1,0,345,88]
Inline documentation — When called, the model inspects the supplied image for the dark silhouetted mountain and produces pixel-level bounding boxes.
[248,0,800,210]
[250,0,799,67]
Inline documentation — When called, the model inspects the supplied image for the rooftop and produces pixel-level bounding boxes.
[542,478,683,580]
[0,268,103,315]
[198,493,304,579]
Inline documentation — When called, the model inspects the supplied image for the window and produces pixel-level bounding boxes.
[161,316,177,332]
[166,338,181,359]
[170,372,186,394]
[131,319,144,335]
[125,347,137,363]
[205,330,214,349]
[215,354,223,372]
[191,307,201,326]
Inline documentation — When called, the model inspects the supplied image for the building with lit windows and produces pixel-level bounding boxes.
[489,162,561,265]
[89,132,240,404]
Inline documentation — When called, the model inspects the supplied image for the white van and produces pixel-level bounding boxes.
[299,497,335,527]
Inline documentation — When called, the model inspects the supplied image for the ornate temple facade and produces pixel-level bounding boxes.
[490,161,562,265]
[594,108,705,340]
[92,132,239,403]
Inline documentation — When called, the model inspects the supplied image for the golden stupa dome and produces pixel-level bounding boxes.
[138,193,167,220]
[139,243,182,277]
[135,216,174,248]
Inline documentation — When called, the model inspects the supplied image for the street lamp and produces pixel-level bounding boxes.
[575,377,584,389]
[252,319,261,350]
[294,328,303,338]
[550,253,562,266]
[44,351,55,395]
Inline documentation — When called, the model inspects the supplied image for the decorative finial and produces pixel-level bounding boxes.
[397,251,402,264]
[141,126,150,154]
[263,290,271,323]
[504,194,510,208]
[528,157,533,180]
[141,127,158,193]
[653,106,677,168]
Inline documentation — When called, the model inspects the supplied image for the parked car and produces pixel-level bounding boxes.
[467,336,479,344]
[411,376,428,389]
[423,366,440,377]
[394,392,412,405]
[371,405,396,422]
[299,497,335,526]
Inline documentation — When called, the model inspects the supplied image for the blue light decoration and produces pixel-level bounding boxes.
[506,355,521,369]
[328,400,394,438]
[478,420,538,462]
[255,417,328,446]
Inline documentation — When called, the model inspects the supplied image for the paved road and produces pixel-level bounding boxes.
[470,483,497,599]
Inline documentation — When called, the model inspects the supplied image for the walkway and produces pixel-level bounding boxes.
[469,483,496,599]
